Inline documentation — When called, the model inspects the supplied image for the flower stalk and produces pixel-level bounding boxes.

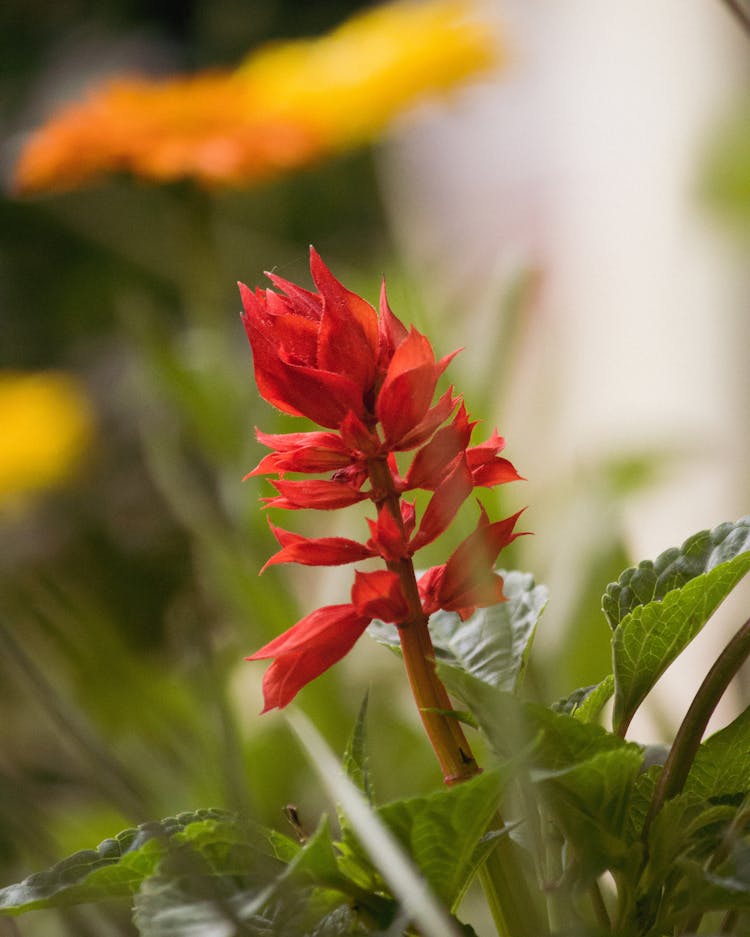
[643,613,750,843]
[367,453,480,783]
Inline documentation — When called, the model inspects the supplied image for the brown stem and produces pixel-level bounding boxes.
[643,614,750,843]
[365,456,549,935]
[367,456,480,783]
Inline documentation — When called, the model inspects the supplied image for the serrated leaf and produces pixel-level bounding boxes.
[427,571,548,692]
[342,770,504,912]
[0,809,234,916]
[611,548,750,733]
[684,705,750,801]
[603,516,750,628]
[368,570,547,693]
[134,816,389,937]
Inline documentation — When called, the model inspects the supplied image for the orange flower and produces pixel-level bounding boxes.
[15,0,499,193]
[15,73,322,193]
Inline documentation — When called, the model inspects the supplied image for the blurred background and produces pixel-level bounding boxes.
[0,1,748,933]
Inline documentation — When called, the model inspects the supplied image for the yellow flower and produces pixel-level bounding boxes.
[0,371,94,508]
[15,0,498,193]
[237,0,498,149]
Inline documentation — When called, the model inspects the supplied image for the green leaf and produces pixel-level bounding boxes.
[342,693,373,804]
[342,770,504,912]
[603,516,750,628]
[608,520,750,732]
[437,670,644,879]
[369,570,547,693]
[427,571,548,692]
[684,705,750,801]
[642,793,735,891]
[551,675,614,724]
[134,816,391,937]
[0,810,236,916]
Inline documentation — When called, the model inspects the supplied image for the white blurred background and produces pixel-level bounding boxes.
[379,0,750,739]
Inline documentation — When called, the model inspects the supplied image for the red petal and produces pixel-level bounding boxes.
[465,428,506,464]
[255,428,348,452]
[247,604,369,710]
[471,458,523,488]
[261,522,374,571]
[417,565,446,617]
[264,478,368,510]
[395,388,460,452]
[351,569,409,623]
[243,306,364,426]
[376,279,409,375]
[376,329,460,447]
[403,405,474,491]
[409,455,474,552]
[340,410,379,455]
[264,271,322,321]
[310,248,379,394]
[247,446,354,477]
[365,502,412,562]
[438,509,526,609]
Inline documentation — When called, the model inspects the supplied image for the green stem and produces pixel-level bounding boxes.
[643,614,750,842]
[366,456,548,936]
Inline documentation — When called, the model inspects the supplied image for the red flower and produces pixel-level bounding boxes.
[240,247,393,429]
[419,507,526,619]
[242,249,524,713]
[263,477,368,510]
[246,604,370,711]
[261,521,374,572]
[376,328,458,447]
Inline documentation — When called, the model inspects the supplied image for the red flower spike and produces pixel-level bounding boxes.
[264,478,368,510]
[242,248,525,716]
[261,521,374,572]
[409,455,474,552]
[351,569,410,622]
[247,604,370,711]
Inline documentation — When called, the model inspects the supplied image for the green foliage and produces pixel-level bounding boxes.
[342,770,504,912]
[5,517,750,935]
[604,517,750,732]
[551,675,615,724]
[603,516,750,628]
[0,810,236,915]
[342,694,374,805]
[684,704,750,800]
